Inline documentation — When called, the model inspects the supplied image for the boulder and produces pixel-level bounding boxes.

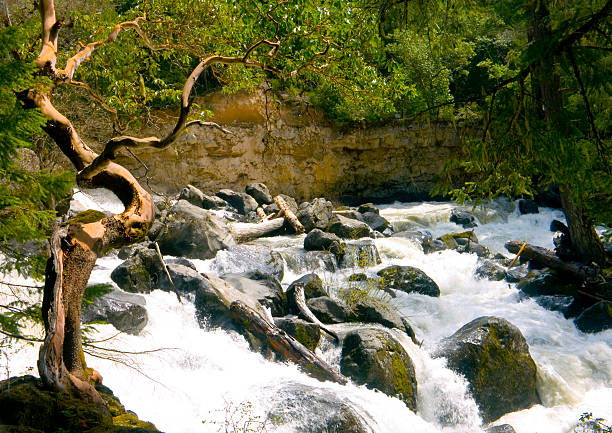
[304,229,345,256]
[286,274,327,312]
[82,289,148,335]
[339,240,381,269]
[0,376,157,433]
[475,260,507,281]
[215,189,258,215]
[574,301,612,333]
[328,215,371,240]
[306,296,350,324]
[177,184,205,207]
[518,199,539,215]
[422,238,450,254]
[358,203,379,215]
[450,209,477,228]
[194,274,270,330]
[296,198,334,233]
[267,384,373,433]
[361,212,390,233]
[214,244,284,281]
[340,328,418,411]
[221,274,286,317]
[434,316,540,423]
[347,298,405,331]
[201,193,227,210]
[110,247,160,293]
[153,200,235,259]
[274,317,321,351]
[486,425,517,433]
[245,182,273,205]
[377,265,440,297]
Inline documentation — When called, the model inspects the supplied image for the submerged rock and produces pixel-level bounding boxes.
[434,316,540,423]
[475,260,507,281]
[267,383,373,433]
[518,199,539,215]
[574,301,612,333]
[450,209,477,228]
[377,265,440,297]
[214,244,284,281]
[340,328,418,411]
[82,289,148,335]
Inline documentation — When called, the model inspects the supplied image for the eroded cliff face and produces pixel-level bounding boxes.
[117,91,462,203]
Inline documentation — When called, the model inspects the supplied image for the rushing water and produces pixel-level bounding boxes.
[2,191,611,433]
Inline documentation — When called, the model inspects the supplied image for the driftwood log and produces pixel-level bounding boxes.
[229,301,347,384]
[230,218,285,243]
[289,285,340,342]
[505,240,601,283]
[274,196,305,234]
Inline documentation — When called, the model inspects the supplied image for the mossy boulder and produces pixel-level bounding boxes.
[304,229,345,256]
[286,274,327,314]
[346,297,405,331]
[377,265,440,297]
[0,376,157,433]
[338,240,381,269]
[328,215,371,239]
[274,317,321,351]
[340,328,418,411]
[433,316,540,423]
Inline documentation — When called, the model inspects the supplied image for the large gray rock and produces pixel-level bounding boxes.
[361,212,390,233]
[339,240,381,269]
[358,203,379,215]
[304,229,345,256]
[450,209,477,228]
[340,328,418,411]
[328,215,371,239]
[153,200,235,259]
[245,182,273,205]
[215,189,258,214]
[346,298,405,331]
[286,274,327,315]
[434,316,540,423]
[201,193,227,210]
[267,384,373,433]
[377,265,440,297]
[214,244,284,281]
[82,289,148,335]
[110,247,160,293]
[221,273,286,317]
[296,198,334,233]
[307,296,350,324]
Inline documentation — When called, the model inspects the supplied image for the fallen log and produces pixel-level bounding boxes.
[229,301,348,385]
[275,195,305,234]
[505,240,601,283]
[230,218,285,243]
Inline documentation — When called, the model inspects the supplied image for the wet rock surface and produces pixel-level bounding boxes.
[434,316,540,423]
[340,328,418,411]
[82,289,148,335]
[377,265,440,297]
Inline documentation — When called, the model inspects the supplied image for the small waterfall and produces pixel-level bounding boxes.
[2,191,611,433]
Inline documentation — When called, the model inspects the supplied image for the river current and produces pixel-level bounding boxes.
[2,191,611,433]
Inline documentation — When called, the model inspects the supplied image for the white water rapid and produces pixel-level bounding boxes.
[2,190,611,433]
